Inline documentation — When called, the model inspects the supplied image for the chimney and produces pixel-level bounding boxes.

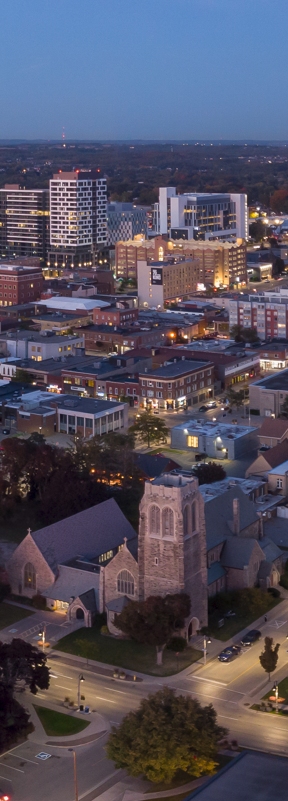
[233,498,240,535]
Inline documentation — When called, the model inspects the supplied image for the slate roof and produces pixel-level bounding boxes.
[31,498,136,573]
[205,486,259,550]
[42,564,100,602]
[133,452,180,479]
[78,588,97,613]
[258,418,288,439]
[260,537,283,563]
[259,440,288,469]
[106,596,131,612]
[207,562,226,585]
[221,537,262,570]
[263,517,288,549]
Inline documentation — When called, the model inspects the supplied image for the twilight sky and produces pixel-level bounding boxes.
[1,0,288,141]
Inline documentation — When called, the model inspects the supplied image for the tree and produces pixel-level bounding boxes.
[230,324,244,343]
[0,639,50,695]
[0,686,33,751]
[115,593,191,665]
[249,220,265,242]
[106,687,226,784]
[230,325,259,344]
[11,368,34,384]
[129,411,169,449]
[272,257,285,277]
[259,636,280,680]
[192,462,226,485]
[270,189,288,214]
[280,396,288,418]
[225,387,245,410]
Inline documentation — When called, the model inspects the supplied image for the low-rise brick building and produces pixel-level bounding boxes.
[140,359,214,410]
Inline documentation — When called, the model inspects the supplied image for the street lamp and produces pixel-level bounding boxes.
[77,673,85,708]
[38,625,46,652]
[203,636,211,666]
[273,681,279,714]
[68,748,78,801]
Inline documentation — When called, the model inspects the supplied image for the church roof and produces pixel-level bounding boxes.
[205,486,259,550]
[106,595,131,612]
[42,564,100,602]
[31,498,136,573]
[221,537,262,570]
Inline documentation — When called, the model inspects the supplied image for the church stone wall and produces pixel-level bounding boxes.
[7,533,55,597]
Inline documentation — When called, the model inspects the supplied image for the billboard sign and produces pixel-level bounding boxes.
[151,267,163,285]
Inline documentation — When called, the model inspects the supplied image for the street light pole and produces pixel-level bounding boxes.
[68,748,78,801]
[38,624,46,652]
[273,681,279,714]
[77,673,85,708]
[203,636,211,666]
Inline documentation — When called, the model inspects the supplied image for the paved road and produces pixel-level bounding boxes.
[4,597,288,801]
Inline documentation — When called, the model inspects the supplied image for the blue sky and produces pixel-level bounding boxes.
[1,0,287,140]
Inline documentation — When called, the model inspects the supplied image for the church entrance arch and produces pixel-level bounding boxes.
[188,617,200,638]
[76,607,84,620]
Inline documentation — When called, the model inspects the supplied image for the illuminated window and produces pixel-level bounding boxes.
[24,562,36,590]
[99,550,113,563]
[187,435,198,448]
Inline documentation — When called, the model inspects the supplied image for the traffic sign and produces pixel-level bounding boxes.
[36,752,51,760]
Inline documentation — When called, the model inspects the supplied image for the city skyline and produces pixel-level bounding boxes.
[1,0,288,140]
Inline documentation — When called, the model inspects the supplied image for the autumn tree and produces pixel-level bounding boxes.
[0,639,50,749]
[192,462,226,485]
[106,687,226,784]
[114,593,190,665]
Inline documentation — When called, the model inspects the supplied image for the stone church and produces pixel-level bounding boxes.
[6,472,208,636]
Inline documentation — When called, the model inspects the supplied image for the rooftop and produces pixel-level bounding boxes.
[43,394,125,415]
[252,369,288,391]
[152,472,197,489]
[173,420,257,440]
[187,751,288,801]
[0,330,83,344]
[258,418,288,437]
[269,460,288,476]
[199,476,266,503]
[140,360,210,379]
[37,297,110,311]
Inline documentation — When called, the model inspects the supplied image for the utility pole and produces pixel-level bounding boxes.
[68,748,78,801]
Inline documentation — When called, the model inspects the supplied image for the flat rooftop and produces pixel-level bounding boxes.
[37,297,110,311]
[43,395,125,415]
[140,360,210,379]
[251,368,288,390]
[0,330,83,344]
[152,472,197,488]
[173,420,257,439]
[199,476,266,502]
[187,751,288,801]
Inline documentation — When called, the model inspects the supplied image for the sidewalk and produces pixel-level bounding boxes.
[24,694,108,748]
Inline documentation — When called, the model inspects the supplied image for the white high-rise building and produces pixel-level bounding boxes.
[48,171,107,269]
[151,188,248,242]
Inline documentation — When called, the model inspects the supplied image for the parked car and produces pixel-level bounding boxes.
[218,645,242,662]
[2,429,10,435]
[199,405,208,412]
[241,629,261,647]
[207,401,217,409]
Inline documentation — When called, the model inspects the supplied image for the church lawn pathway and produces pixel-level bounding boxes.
[33,705,90,737]
[54,629,202,676]
[0,601,34,630]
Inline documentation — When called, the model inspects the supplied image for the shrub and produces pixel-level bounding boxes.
[32,594,46,610]
[267,587,280,598]
[93,611,107,629]
[166,636,187,652]
[100,624,109,635]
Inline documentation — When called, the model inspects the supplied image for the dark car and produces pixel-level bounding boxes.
[2,429,10,435]
[241,629,261,647]
[199,405,208,412]
[218,645,241,662]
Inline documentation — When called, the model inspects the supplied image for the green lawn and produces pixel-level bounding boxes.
[55,629,202,676]
[0,602,34,630]
[207,596,281,643]
[33,706,90,737]
[263,677,288,704]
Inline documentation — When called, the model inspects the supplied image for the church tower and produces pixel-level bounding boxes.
[138,472,208,634]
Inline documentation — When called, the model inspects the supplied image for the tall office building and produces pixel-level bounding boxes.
[48,171,107,270]
[0,185,49,263]
[107,202,149,245]
[151,187,248,242]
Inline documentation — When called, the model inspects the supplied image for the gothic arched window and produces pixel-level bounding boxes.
[24,562,36,590]
[149,504,160,535]
[183,504,190,537]
[192,501,197,532]
[117,570,134,596]
[162,507,174,538]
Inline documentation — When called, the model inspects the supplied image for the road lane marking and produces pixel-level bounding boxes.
[218,716,239,721]
[226,659,260,685]
[169,687,238,704]
[0,775,12,782]
[187,677,243,694]
[50,672,73,679]
[9,753,39,765]
[103,687,127,694]
[0,763,24,773]
[94,696,117,703]
[187,676,227,687]
[55,684,73,690]
[91,757,106,766]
